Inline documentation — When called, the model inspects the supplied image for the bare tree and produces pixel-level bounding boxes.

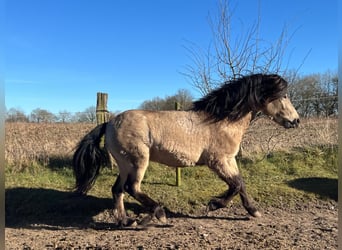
[183,0,308,95]
[73,106,97,123]
[289,72,338,117]
[57,110,73,123]
[139,89,193,111]
[140,97,165,111]
[319,72,338,117]
[6,108,29,122]
[30,108,56,123]
[163,89,193,110]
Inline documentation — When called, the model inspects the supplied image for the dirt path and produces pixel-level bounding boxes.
[6,201,337,250]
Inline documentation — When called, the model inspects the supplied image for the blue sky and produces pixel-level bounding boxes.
[5,0,337,114]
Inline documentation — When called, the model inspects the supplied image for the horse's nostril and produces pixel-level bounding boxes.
[293,119,300,127]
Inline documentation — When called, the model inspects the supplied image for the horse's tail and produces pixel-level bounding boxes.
[72,122,110,195]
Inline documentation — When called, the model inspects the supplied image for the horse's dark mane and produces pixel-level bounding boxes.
[191,74,288,122]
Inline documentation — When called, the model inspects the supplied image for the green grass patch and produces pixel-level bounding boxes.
[239,146,337,207]
[5,146,337,227]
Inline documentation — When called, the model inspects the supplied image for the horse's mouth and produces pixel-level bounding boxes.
[283,119,300,129]
[270,115,300,129]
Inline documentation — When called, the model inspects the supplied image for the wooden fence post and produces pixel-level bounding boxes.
[175,102,181,187]
[96,92,109,154]
[96,92,117,169]
[96,92,109,125]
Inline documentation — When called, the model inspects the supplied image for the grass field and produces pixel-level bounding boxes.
[5,145,337,226]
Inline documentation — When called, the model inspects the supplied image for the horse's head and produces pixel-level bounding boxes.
[263,95,300,128]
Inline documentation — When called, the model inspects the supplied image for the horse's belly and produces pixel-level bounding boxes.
[149,146,200,167]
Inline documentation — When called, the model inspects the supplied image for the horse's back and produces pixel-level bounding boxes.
[105,110,210,167]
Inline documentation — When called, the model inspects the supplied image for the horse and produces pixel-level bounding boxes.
[73,73,300,226]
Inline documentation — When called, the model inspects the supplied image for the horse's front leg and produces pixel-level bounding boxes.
[208,157,261,217]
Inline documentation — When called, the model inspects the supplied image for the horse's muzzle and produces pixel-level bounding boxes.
[284,118,300,128]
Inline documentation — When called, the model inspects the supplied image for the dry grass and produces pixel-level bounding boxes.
[5,123,94,170]
[5,118,337,170]
[241,117,337,158]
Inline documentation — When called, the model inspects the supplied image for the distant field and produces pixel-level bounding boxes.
[5,117,337,169]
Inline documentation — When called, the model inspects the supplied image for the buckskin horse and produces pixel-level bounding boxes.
[73,74,300,226]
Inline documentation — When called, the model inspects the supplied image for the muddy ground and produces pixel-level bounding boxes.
[6,200,337,250]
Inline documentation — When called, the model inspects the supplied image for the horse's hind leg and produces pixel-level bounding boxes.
[208,157,261,217]
[111,174,132,226]
[124,157,166,225]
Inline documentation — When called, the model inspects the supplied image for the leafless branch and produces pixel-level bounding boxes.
[183,0,309,95]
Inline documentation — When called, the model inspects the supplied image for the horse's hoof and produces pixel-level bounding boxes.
[154,206,167,223]
[117,218,128,228]
[122,217,137,227]
[252,211,262,218]
[113,209,130,227]
[138,214,153,226]
[208,198,226,211]
[246,206,262,218]
[158,214,167,224]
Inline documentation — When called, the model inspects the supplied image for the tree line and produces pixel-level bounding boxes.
[5,71,337,123]
[5,106,102,123]
[289,71,338,117]
[5,89,194,123]
[139,89,193,111]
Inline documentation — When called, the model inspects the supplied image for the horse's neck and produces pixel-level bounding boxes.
[209,111,252,128]
[238,112,253,128]
[193,110,253,127]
